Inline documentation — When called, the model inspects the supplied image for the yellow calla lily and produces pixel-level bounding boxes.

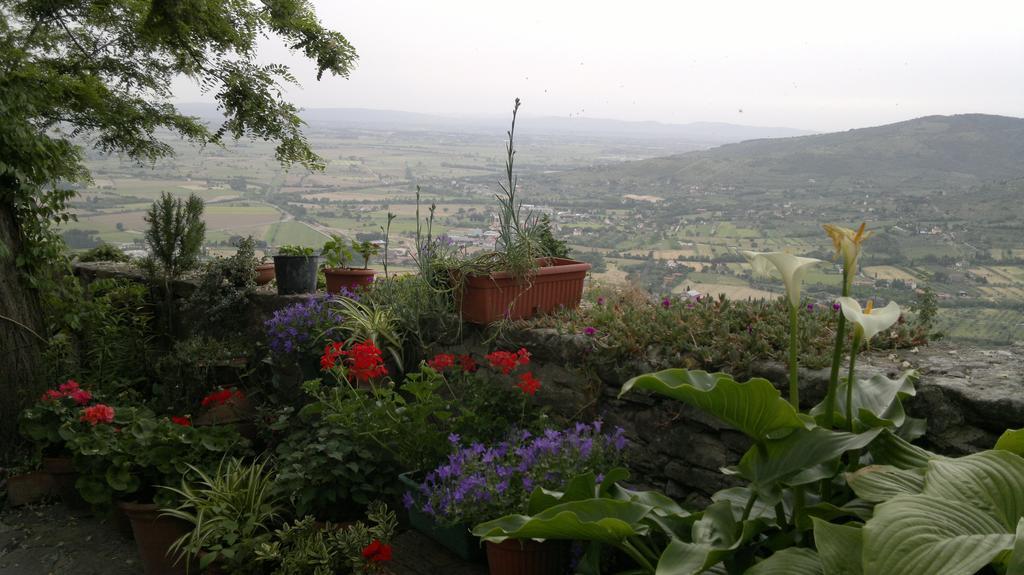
[822,223,873,290]
[743,251,824,309]
[837,297,900,342]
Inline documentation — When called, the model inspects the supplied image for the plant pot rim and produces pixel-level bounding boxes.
[323,267,375,274]
[255,262,275,269]
[273,254,319,260]
[464,257,590,283]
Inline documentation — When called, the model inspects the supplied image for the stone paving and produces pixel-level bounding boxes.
[0,502,487,575]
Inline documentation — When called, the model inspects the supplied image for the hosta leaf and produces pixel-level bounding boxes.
[1009,518,1024,575]
[845,465,925,503]
[473,499,652,545]
[737,427,882,488]
[812,371,917,431]
[863,495,1014,575]
[996,429,1024,456]
[655,506,766,575]
[812,518,863,575]
[744,547,822,575]
[868,429,939,469]
[620,369,807,441]
[922,450,1024,529]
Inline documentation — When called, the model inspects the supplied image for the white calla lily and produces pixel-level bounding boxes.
[838,297,901,342]
[823,223,873,291]
[742,251,823,309]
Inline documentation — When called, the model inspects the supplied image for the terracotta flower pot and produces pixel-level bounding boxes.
[459,257,591,324]
[255,262,275,286]
[42,456,87,509]
[119,501,195,575]
[5,470,56,506]
[323,267,375,294]
[485,539,567,575]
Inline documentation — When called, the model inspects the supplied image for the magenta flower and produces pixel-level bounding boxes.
[661,297,671,309]
[583,326,597,336]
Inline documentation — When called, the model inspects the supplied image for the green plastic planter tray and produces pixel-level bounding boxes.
[398,472,485,562]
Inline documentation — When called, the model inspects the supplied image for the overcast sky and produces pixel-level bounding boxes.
[173,0,1024,132]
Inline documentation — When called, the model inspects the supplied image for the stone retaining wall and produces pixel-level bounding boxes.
[73,262,1024,504]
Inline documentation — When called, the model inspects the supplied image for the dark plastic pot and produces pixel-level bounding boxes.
[323,267,375,294]
[42,456,87,509]
[272,255,319,295]
[459,257,591,324]
[5,471,56,506]
[485,539,568,575]
[398,472,484,562]
[119,501,194,575]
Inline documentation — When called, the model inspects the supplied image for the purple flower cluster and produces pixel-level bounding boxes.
[264,294,351,355]
[407,421,627,527]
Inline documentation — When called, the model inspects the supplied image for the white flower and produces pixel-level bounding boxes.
[837,297,901,342]
[743,251,823,309]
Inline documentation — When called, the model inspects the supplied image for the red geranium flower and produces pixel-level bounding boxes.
[69,389,93,405]
[321,341,345,371]
[516,372,541,396]
[343,340,388,383]
[361,539,392,563]
[171,416,192,427]
[457,354,478,373]
[41,389,63,401]
[427,353,456,371]
[80,404,115,426]
[201,388,245,408]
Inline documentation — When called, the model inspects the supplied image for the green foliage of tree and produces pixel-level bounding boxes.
[0,0,357,455]
[143,192,206,279]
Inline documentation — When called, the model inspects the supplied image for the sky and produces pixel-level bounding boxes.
[172,0,1024,132]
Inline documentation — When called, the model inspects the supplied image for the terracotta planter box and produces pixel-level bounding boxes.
[254,262,275,286]
[485,539,568,575]
[459,258,591,324]
[5,471,56,506]
[324,267,375,294]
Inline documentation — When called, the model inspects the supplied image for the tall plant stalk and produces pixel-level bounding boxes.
[823,268,851,429]
[787,305,799,409]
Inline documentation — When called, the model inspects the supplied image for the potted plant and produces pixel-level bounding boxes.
[321,235,379,294]
[255,254,275,286]
[254,501,397,574]
[19,379,99,508]
[163,458,284,574]
[272,245,319,295]
[63,407,249,574]
[403,421,626,571]
[452,99,590,324]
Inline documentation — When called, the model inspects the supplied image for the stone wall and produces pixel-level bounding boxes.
[73,262,1024,504]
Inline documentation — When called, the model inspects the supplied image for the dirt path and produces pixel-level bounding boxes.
[0,504,139,575]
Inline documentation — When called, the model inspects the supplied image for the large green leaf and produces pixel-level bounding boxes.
[737,427,882,488]
[845,465,925,503]
[996,429,1024,457]
[863,495,1014,575]
[655,502,766,575]
[868,429,939,469]
[1008,518,1024,575]
[811,371,917,430]
[744,548,822,575]
[472,499,652,544]
[812,518,863,575]
[922,450,1024,529]
[620,369,807,440]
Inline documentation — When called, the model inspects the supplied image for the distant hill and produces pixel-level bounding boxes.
[173,102,812,145]
[547,114,1024,194]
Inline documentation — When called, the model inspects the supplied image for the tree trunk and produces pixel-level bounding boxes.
[0,194,45,460]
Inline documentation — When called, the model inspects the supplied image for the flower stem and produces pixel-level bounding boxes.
[621,540,656,573]
[824,271,851,429]
[788,304,799,409]
[845,330,863,431]
[741,491,759,521]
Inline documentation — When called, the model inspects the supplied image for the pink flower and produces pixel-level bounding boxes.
[583,326,597,336]
[58,379,80,394]
[80,404,115,426]
[41,389,63,401]
[69,389,93,405]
